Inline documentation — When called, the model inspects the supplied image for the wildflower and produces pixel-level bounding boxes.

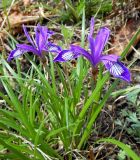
[53,18,131,82]
[8,24,61,61]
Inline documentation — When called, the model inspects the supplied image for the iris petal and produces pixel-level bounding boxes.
[35,24,48,51]
[70,45,93,63]
[94,27,110,58]
[8,43,41,61]
[88,36,95,59]
[35,24,54,51]
[8,24,56,61]
[103,60,131,82]
[53,50,80,62]
[100,54,119,62]
[7,49,25,61]
[89,17,95,37]
[22,25,35,47]
[17,44,40,56]
[47,43,62,53]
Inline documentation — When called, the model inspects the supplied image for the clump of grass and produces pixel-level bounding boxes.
[59,0,112,23]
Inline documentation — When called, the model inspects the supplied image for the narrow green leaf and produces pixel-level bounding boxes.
[97,138,140,160]
[73,72,110,136]
[121,28,140,59]
[78,79,119,148]
[81,6,85,47]
[0,138,31,160]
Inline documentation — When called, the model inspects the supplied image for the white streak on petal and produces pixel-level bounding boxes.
[49,46,59,52]
[13,49,23,58]
[62,51,74,60]
[109,62,124,76]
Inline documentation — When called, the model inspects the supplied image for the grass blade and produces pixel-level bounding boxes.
[97,138,140,160]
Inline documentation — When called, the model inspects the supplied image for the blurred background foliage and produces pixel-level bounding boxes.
[57,0,112,23]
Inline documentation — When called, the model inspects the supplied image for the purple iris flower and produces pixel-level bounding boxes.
[53,18,131,82]
[8,24,62,61]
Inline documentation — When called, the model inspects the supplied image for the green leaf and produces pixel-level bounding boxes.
[121,28,140,59]
[97,138,140,160]
[78,79,119,149]
[0,138,31,160]
[73,72,110,137]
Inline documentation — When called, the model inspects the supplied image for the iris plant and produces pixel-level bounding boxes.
[54,18,131,82]
[8,24,61,61]
[8,18,130,82]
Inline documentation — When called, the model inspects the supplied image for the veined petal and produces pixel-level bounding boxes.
[41,25,54,37]
[100,54,119,62]
[22,25,35,47]
[53,50,80,62]
[70,45,93,64]
[88,18,95,57]
[35,24,54,51]
[46,43,62,53]
[103,60,131,82]
[35,24,48,51]
[88,36,95,56]
[7,49,26,61]
[17,44,40,56]
[8,44,41,61]
[95,27,110,57]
